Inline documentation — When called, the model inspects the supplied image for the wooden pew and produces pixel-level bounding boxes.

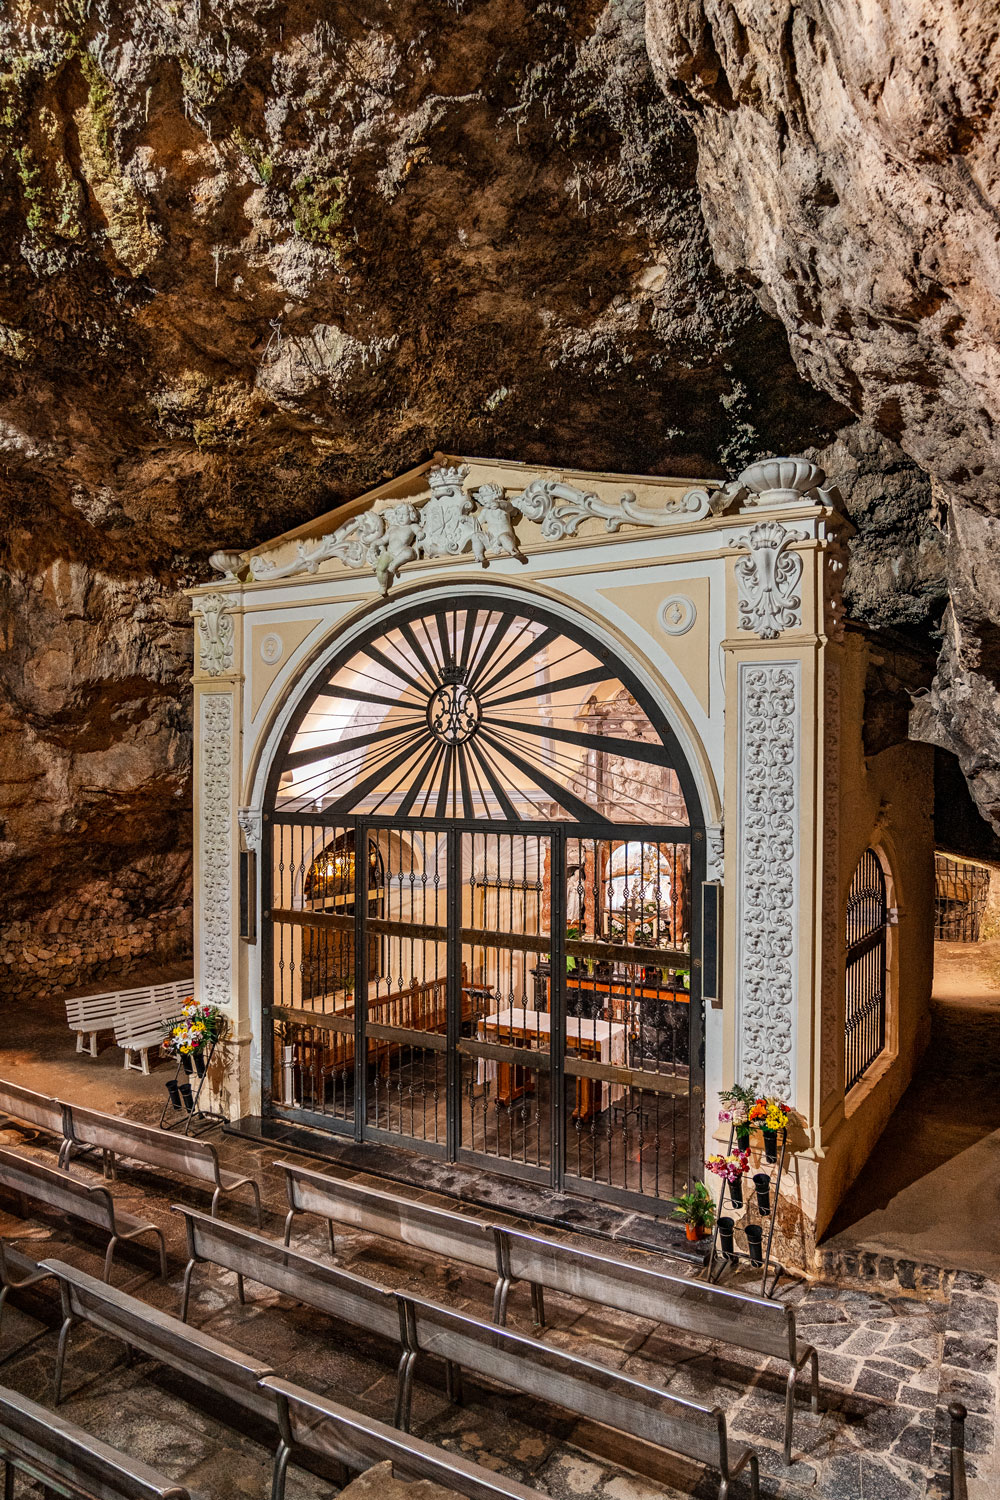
[173,1206,760,1500]
[40,1259,550,1500]
[276,1159,818,1463]
[0,1382,194,1500]
[59,1104,262,1226]
[0,1078,65,1139]
[0,1147,166,1284]
[0,1242,57,1339]
[263,1374,552,1500]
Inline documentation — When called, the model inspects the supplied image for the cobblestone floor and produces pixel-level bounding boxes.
[0,1114,995,1499]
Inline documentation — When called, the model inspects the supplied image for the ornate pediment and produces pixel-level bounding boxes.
[249,464,713,594]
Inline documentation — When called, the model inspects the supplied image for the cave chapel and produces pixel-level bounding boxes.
[188,451,934,1251]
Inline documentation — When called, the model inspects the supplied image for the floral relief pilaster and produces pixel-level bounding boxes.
[736,661,800,1100]
[199,693,235,1010]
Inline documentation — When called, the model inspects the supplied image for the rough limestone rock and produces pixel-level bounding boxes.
[0,0,957,993]
[645,0,1000,829]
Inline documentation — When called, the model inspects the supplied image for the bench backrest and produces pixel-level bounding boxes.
[66,979,192,1029]
[0,1147,115,1234]
[64,1107,221,1188]
[407,1292,733,1473]
[276,1161,497,1272]
[41,1257,272,1409]
[175,1207,736,1479]
[503,1226,797,1364]
[0,1078,65,1135]
[0,1382,192,1499]
[175,1207,401,1343]
[113,1002,177,1050]
[262,1375,546,1500]
[278,1158,799,1365]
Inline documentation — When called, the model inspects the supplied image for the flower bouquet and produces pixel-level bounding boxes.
[162,1000,227,1077]
[749,1095,789,1162]
[718,1082,755,1149]
[707,1147,751,1207]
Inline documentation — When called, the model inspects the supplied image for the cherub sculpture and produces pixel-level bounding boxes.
[373,503,421,594]
[472,484,526,564]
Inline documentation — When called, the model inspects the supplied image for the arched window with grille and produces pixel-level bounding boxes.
[844,849,890,1091]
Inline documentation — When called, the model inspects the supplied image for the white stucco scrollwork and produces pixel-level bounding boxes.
[200,694,234,1008]
[237,807,262,852]
[193,593,236,676]
[820,663,842,1104]
[249,464,715,592]
[516,477,711,538]
[736,661,800,1100]
[735,520,807,640]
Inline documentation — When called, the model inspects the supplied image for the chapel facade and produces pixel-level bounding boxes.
[188,453,933,1258]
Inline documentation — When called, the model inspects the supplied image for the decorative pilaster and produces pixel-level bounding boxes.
[735,660,801,1099]
[198,692,235,1008]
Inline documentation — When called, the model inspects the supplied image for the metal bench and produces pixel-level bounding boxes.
[65,978,192,1060]
[42,1256,273,1419]
[0,1147,166,1284]
[0,1077,66,1138]
[59,1105,261,1226]
[114,1000,180,1075]
[0,1241,57,1338]
[277,1159,817,1463]
[0,1382,194,1500]
[174,1206,759,1500]
[263,1374,549,1500]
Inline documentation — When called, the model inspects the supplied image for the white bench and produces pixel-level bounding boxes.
[65,978,192,1059]
[114,1001,181,1075]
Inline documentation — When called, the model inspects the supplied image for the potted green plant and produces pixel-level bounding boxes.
[671,1181,715,1241]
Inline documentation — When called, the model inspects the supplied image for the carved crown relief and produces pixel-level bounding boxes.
[735,520,808,640]
[249,465,714,594]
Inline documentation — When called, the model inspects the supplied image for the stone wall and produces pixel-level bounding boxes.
[0,875,191,1001]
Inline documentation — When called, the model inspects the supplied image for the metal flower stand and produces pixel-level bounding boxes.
[704,1125,787,1298]
[158,1041,226,1136]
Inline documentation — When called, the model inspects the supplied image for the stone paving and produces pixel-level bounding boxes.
[0,1114,995,1499]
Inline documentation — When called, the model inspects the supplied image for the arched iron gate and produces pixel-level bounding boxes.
[261,597,704,1213]
[844,848,889,1091]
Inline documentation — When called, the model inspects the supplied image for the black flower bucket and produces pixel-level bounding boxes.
[178,1082,194,1113]
[753,1172,771,1216]
[717,1216,736,1258]
[762,1127,779,1163]
[193,1050,206,1078]
[745,1223,764,1267]
[164,1080,182,1110]
[729,1173,744,1209]
[180,1053,194,1076]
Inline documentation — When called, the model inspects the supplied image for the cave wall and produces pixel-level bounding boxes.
[645,0,1000,832]
[0,0,971,998]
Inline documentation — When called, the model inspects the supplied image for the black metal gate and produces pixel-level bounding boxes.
[261,598,704,1211]
[844,848,888,1091]
[934,852,991,942]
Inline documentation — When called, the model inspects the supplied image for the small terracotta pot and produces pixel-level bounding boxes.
[685,1223,707,1242]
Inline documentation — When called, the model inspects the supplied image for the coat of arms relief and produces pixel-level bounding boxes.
[249,464,712,594]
